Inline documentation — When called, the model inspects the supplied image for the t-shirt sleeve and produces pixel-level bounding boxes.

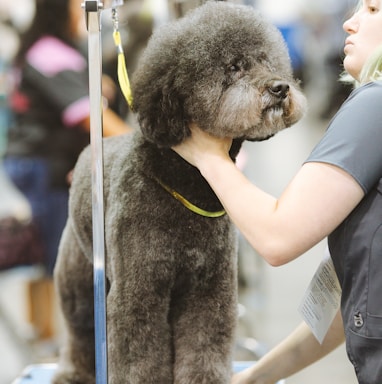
[305,82,382,194]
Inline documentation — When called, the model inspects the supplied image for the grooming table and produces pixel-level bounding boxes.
[12,364,56,384]
[12,362,286,383]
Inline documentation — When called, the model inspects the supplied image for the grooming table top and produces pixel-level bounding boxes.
[12,362,285,383]
[12,364,57,384]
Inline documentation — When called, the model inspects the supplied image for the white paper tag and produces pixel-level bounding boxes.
[298,247,341,344]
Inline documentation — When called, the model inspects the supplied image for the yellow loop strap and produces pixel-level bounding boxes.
[155,178,226,218]
[112,30,133,108]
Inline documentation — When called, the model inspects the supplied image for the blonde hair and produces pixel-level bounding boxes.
[359,45,382,84]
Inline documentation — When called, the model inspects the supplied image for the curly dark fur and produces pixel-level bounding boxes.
[53,2,306,384]
[132,2,306,147]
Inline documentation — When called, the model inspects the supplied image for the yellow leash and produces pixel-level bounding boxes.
[112,8,133,108]
[154,177,226,218]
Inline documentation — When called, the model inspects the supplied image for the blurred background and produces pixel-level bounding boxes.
[0,0,358,383]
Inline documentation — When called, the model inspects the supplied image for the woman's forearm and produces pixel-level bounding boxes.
[232,311,345,383]
[172,125,364,265]
[80,109,133,137]
[102,108,133,136]
[198,155,363,266]
[199,156,286,264]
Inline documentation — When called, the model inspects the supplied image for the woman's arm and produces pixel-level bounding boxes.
[80,107,133,137]
[231,310,345,384]
[173,124,364,265]
[80,74,133,137]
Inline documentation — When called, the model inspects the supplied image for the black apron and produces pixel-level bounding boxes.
[329,177,382,384]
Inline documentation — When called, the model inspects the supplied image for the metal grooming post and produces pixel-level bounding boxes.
[83,1,121,382]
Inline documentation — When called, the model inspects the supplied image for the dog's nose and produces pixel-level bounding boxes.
[269,82,290,99]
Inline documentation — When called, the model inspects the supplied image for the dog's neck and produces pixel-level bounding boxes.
[137,135,242,215]
[152,176,226,218]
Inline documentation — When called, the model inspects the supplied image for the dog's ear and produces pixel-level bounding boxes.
[132,70,191,148]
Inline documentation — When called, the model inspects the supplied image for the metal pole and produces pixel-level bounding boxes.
[83,1,108,383]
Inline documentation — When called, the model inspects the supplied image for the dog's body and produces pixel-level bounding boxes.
[53,2,306,384]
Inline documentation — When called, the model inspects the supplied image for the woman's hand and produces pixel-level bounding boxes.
[172,122,232,169]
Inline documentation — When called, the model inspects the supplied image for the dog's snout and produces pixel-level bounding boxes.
[269,82,290,99]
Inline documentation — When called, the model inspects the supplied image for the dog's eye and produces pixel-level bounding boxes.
[229,64,240,72]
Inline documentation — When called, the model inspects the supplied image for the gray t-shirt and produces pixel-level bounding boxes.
[316,82,382,384]
[305,81,382,193]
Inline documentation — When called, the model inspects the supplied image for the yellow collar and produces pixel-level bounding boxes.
[154,178,226,218]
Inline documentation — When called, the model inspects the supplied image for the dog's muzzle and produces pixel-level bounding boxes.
[268,81,290,100]
[261,80,292,112]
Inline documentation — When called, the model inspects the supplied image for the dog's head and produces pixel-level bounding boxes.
[131,1,307,147]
